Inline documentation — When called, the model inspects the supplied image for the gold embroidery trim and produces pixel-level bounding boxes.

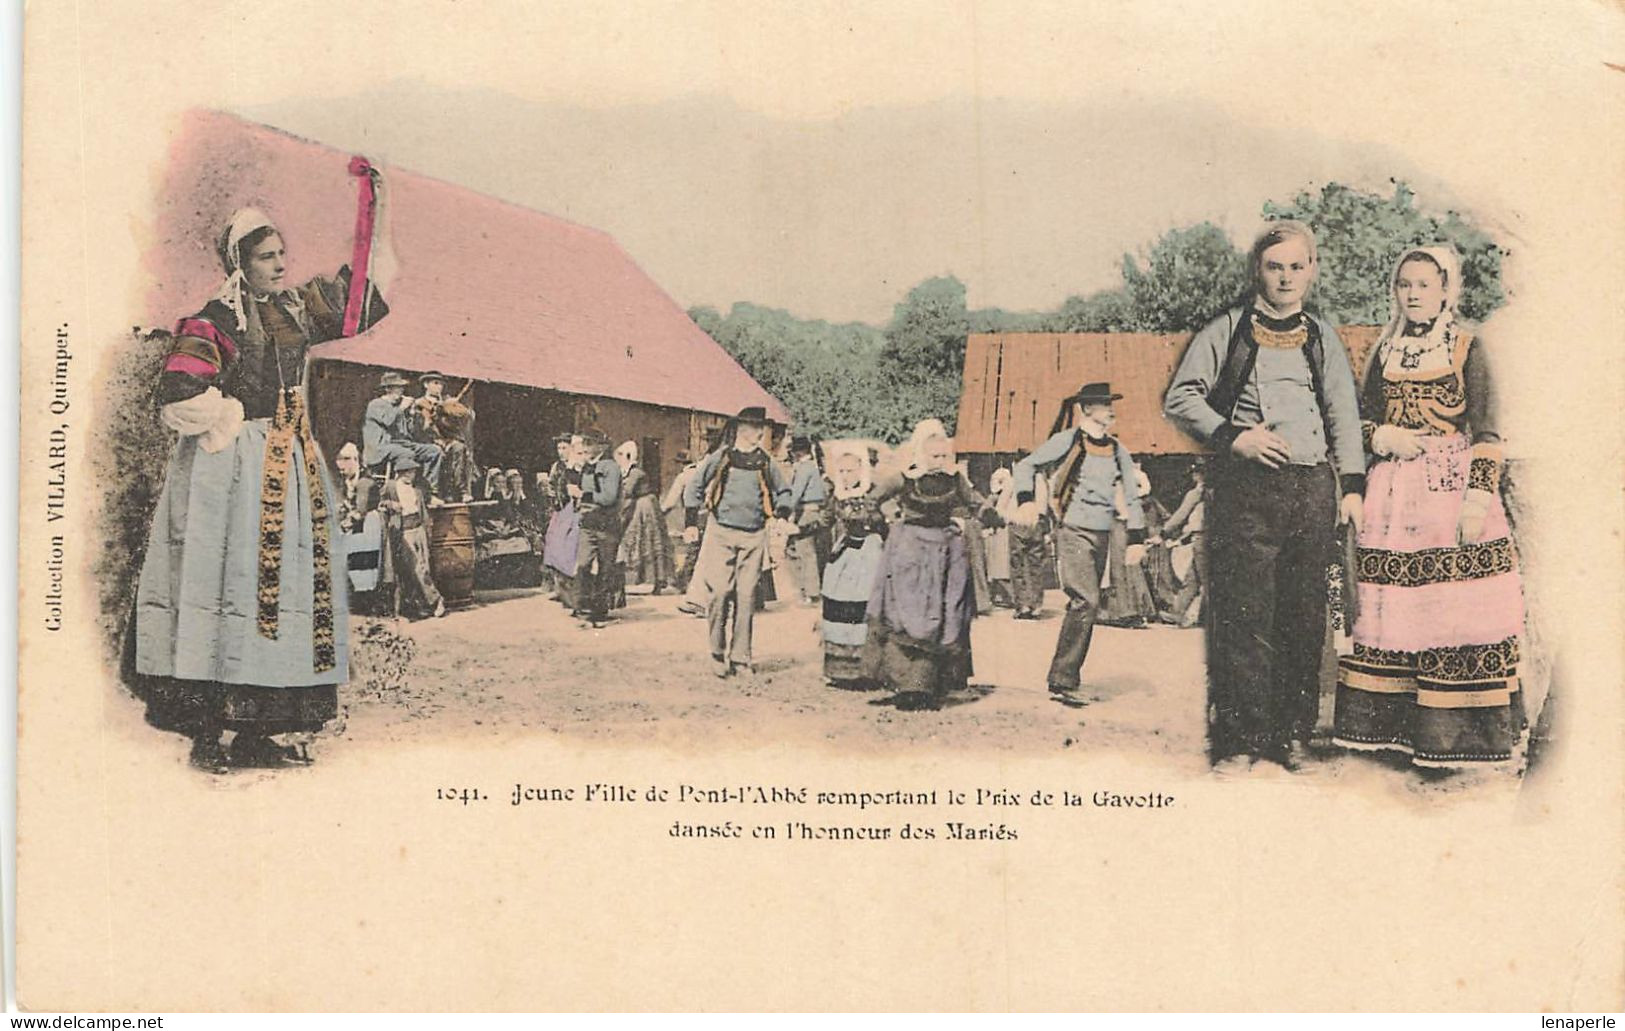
[1415,637,1519,682]
[1249,315,1309,350]
[1382,376,1466,434]
[255,389,337,672]
[1468,441,1504,493]
[1357,538,1516,587]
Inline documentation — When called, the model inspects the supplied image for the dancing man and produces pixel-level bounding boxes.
[1011,382,1145,703]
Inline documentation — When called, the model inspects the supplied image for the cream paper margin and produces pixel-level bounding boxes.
[16,0,1625,1012]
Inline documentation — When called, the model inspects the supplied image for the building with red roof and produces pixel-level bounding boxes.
[149,110,787,489]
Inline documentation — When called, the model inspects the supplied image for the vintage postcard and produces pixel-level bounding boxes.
[15,0,1625,1013]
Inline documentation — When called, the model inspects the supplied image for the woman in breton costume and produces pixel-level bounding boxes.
[1334,246,1526,770]
[1004,457,1052,619]
[817,442,890,687]
[982,468,1016,608]
[861,420,1001,709]
[1098,466,1160,628]
[543,437,586,613]
[131,196,391,771]
[506,468,547,561]
[615,440,675,593]
[481,466,509,502]
[960,461,996,615]
[1135,471,1182,621]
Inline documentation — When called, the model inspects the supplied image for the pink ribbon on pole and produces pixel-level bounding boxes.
[341,155,378,338]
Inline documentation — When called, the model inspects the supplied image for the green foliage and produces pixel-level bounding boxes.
[697,181,1507,443]
[692,302,895,441]
[969,307,1050,334]
[876,276,971,439]
[1120,222,1249,332]
[693,278,1037,443]
[1264,181,1507,324]
[1049,289,1134,333]
[880,276,969,376]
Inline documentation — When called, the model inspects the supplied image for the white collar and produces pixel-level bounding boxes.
[1253,295,1302,320]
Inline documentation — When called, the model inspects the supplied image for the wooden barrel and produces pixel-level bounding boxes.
[427,503,477,608]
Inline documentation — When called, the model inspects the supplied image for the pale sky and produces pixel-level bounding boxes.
[27,0,1624,456]
[244,85,1444,324]
[51,0,1616,324]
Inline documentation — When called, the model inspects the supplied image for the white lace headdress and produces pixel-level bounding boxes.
[1374,245,1464,373]
[212,207,306,333]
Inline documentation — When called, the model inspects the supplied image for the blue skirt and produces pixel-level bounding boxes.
[820,532,884,681]
[133,420,348,733]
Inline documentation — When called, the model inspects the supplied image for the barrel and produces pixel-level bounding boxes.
[427,503,477,608]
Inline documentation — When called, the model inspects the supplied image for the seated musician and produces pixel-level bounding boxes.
[361,370,443,496]
[411,370,476,503]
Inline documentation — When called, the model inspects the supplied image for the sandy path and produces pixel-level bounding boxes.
[336,586,1526,804]
[345,586,1206,760]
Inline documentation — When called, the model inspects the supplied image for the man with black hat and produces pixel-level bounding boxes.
[570,428,622,628]
[361,369,444,492]
[1012,382,1146,702]
[682,406,793,676]
[1163,220,1364,772]
[783,435,828,605]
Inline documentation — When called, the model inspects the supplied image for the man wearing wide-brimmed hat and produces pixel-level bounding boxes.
[682,406,793,676]
[361,369,444,491]
[1012,382,1146,703]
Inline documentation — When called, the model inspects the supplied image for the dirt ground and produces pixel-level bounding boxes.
[346,584,1204,756]
[337,583,1533,802]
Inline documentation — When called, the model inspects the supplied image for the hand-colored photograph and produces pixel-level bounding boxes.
[15,0,1622,1013]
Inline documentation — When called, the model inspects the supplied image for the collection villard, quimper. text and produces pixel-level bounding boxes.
[45,322,71,631]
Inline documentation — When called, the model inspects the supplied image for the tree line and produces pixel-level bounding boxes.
[690,181,1507,443]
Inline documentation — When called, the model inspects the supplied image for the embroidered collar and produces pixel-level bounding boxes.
[1249,310,1310,350]
[1389,316,1455,372]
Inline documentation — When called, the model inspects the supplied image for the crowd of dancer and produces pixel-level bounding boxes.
[512,221,1527,776]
